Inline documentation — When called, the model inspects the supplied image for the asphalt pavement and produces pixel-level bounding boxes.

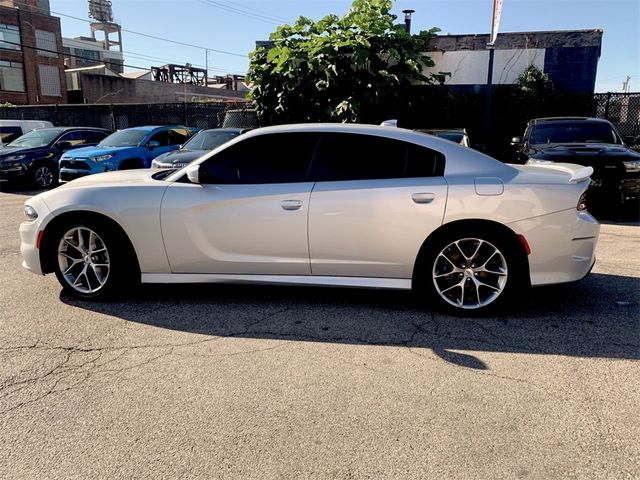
[0,189,638,479]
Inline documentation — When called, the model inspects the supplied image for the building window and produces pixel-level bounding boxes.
[38,65,61,96]
[0,61,25,92]
[0,24,21,51]
[75,48,101,67]
[35,30,57,57]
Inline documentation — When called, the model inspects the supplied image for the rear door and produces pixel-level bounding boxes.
[308,133,448,279]
[161,132,319,274]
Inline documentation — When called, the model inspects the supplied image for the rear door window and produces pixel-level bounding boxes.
[313,133,445,182]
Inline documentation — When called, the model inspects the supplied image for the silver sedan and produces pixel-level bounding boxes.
[20,123,599,314]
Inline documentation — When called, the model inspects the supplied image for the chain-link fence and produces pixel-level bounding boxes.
[0,102,258,131]
[594,92,640,138]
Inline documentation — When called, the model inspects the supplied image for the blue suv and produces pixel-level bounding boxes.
[58,125,198,182]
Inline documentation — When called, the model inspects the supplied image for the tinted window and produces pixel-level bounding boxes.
[314,133,444,182]
[81,130,108,143]
[168,128,192,146]
[148,130,171,147]
[199,133,318,184]
[0,126,22,144]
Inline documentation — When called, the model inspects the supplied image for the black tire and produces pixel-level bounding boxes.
[417,228,521,316]
[51,218,138,300]
[31,162,58,189]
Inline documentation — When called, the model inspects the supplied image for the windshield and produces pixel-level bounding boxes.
[434,132,464,143]
[7,129,61,148]
[99,129,148,147]
[183,130,240,150]
[531,122,620,144]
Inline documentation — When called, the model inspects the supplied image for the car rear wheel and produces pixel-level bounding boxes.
[53,220,134,299]
[421,231,518,315]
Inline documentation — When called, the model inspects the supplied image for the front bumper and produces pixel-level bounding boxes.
[0,162,29,184]
[508,209,600,286]
[58,157,105,183]
[19,196,53,275]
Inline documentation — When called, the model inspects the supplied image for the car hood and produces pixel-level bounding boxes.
[57,169,159,188]
[153,148,206,164]
[0,146,48,157]
[62,145,139,158]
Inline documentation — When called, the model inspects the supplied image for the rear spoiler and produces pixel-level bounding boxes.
[528,162,594,183]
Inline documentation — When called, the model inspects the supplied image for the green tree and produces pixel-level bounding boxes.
[247,0,447,124]
[517,65,553,94]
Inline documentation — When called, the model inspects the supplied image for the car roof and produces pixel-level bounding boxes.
[530,117,612,125]
[30,127,109,133]
[119,125,190,132]
[200,128,244,133]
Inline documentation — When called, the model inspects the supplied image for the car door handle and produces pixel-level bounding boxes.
[281,200,303,211]
[412,193,435,204]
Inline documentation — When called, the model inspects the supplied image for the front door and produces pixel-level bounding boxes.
[161,132,319,275]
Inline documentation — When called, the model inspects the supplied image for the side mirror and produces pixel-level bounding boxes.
[186,164,200,184]
[148,140,160,150]
[623,135,638,146]
[56,141,73,151]
[510,136,523,145]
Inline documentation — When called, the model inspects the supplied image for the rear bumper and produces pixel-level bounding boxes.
[508,209,600,286]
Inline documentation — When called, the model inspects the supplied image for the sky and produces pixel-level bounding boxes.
[50,0,640,92]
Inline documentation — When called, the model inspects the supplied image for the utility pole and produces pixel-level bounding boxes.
[621,76,631,93]
[483,0,502,152]
[205,48,209,86]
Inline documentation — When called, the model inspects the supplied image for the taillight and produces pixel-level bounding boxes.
[577,192,588,211]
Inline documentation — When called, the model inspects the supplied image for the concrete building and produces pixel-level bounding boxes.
[66,70,248,104]
[63,36,124,74]
[0,0,67,104]
[422,29,603,93]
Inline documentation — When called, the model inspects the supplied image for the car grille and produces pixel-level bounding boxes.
[60,159,91,170]
[60,171,89,182]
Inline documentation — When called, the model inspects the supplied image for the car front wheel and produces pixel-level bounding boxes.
[53,221,133,299]
[32,163,57,189]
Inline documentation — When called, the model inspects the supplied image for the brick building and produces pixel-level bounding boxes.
[0,0,67,104]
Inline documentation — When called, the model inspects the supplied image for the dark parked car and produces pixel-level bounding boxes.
[512,117,640,205]
[151,128,247,169]
[0,127,109,189]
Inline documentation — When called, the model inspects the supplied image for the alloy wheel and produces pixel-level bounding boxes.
[432,238,508,310]
[57,227,111,294]
[34,165,54,188]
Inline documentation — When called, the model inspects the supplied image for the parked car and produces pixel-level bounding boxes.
[416,128,471,147]
[0,127,109,189]
[512,117,640,205]
[0,120,54,148]
[20,123,599,315]
[151,128,247,169]
[58,125,198,183]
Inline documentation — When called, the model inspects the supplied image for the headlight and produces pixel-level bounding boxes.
[2,154,27,163]
[24,205,38,221]
[90,154,115,163]
[623,160,640,173]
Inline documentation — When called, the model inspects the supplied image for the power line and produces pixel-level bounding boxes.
[214,0,289,23]
[197,0,286,25]
[11,0,249,58]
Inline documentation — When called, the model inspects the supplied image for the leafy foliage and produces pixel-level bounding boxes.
[247,0,447,124]
[517,65,553,95]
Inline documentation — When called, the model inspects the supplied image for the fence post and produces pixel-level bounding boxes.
[182,102,187,126]
[604,92,611,119]
[110,104,116,131]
